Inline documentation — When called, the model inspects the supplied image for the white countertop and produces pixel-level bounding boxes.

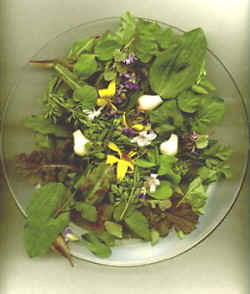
[0,1,248,293]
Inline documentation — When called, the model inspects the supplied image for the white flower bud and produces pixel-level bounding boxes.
[138,95,163,111]
[160,134,178,156]
[73,129,90,156]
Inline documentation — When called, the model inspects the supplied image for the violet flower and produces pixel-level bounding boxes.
[122,54,138,65]
[122,128,137,137]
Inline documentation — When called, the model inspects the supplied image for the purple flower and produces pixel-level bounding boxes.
[114,96,124,105]
[122,54,138,65]
[106,109,117,118]
[122,128,137,137]
[137,193,147,201]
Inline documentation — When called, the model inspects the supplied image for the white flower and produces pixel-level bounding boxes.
[130,130,157,147]
[138,95,163,111]
[83,106,103,120]
[145,174,160,193]
[160,134,178,156]
[73,129,90,156]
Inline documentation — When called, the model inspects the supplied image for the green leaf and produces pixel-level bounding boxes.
[24,212,70,257]
[195,135,209,149]
[73,54,98,79]
[149,28,207,98]
[24,115,70,137]
[113,201,126,222]
[199,77,216,91]
[75,202,97,223]
[177,90,201,113]
[73,84,97,109]
[135,159,156,168]
[98,231,116,247]
[183,177,208,212]
[133,39,159,63]
[34,133,52,149]
[151,229,161,246]
[156,28,176,49]
[198,166,218,183]
[191,84,208,95]
[191,95,225,133]
[116,11,137,44]
[104,221,123,238]
[149,100,184,128]
[26,183,69,223]
[125,210,151,240]
[203,144,233,161]
[69,36,95,57]
[158,155,181,184]
[94,38,122,61]
[136,19,161,41]
[149,181,173,200]
[155,124,176,136]
[80,232,112,258]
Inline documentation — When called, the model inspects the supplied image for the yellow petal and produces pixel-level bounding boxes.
[122,112,129,128]
[128,151,137,158]
[131,124,144,131]
[126,160,134,170]
[98,80,116,98]
[97,98,107,106]
[108,142,122,158]
[117,160,129,181]
[110,103,118,111]
[106,155,119,165]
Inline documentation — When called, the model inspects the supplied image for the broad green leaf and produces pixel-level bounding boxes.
[113,201,126,222]
[149,28,207,98]
[98,231,116,247]
[156,28,176,49]
[149,181,173,200]
[155,124,176,136]
[80,232,112,258]
[136,19,162,41]
[183,177,208,212]
[135,158,156,168]
[26,183,69,223]
[94,38,122,61]
[191,95,225,133]
[133,39,159,63]
[203,144,233,161]
[195,135,209,149]
[75,202,97,223]
[149,100,184,128]
[104,221,123,238]
[177,90,201,113]
[24,115,70,137]
[103,70,117,81]
[69,36,95,57]
[24,212,70,257]
[151,229,160,246]
[125,210,151,240]
[158,155,181,184]
[116,11,137,44]
[73,54,98,79]
[73,84,98,109]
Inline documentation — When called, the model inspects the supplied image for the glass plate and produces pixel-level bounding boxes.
[1,17,248,266]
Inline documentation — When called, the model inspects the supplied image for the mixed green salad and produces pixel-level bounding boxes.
[17,12,233,265]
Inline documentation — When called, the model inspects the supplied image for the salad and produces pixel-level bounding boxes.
[17,12,233,265]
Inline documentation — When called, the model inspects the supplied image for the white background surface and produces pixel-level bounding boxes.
[0,1,248,293]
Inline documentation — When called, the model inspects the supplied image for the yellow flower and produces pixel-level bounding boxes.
[106,142,136,182]
[97,81,117,110]
[122,112,148,131]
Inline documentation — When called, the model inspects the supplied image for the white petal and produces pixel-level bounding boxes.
[151,174,158,179]
[154,179,160,186]
[147,130,157,140]
[150,185,156,193]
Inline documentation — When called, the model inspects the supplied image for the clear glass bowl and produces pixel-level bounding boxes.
[1,17,248,266]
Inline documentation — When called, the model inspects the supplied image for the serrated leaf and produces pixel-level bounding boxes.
[116,11,137,44]
[125,210,151,240]
[94,38,122,61]
[177,90,201,113]
[203,144,233,161]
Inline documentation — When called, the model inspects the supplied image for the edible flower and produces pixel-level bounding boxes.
[82,106,104,120]
[130,130,157,147]
[62,227,80,242]
[160,134,178,156]
[73,129,90,156]
[106,142,136,182]
[97,80,117,110]
[122,54,138,65]
[138,94,163,111]
[144,174,160,193]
